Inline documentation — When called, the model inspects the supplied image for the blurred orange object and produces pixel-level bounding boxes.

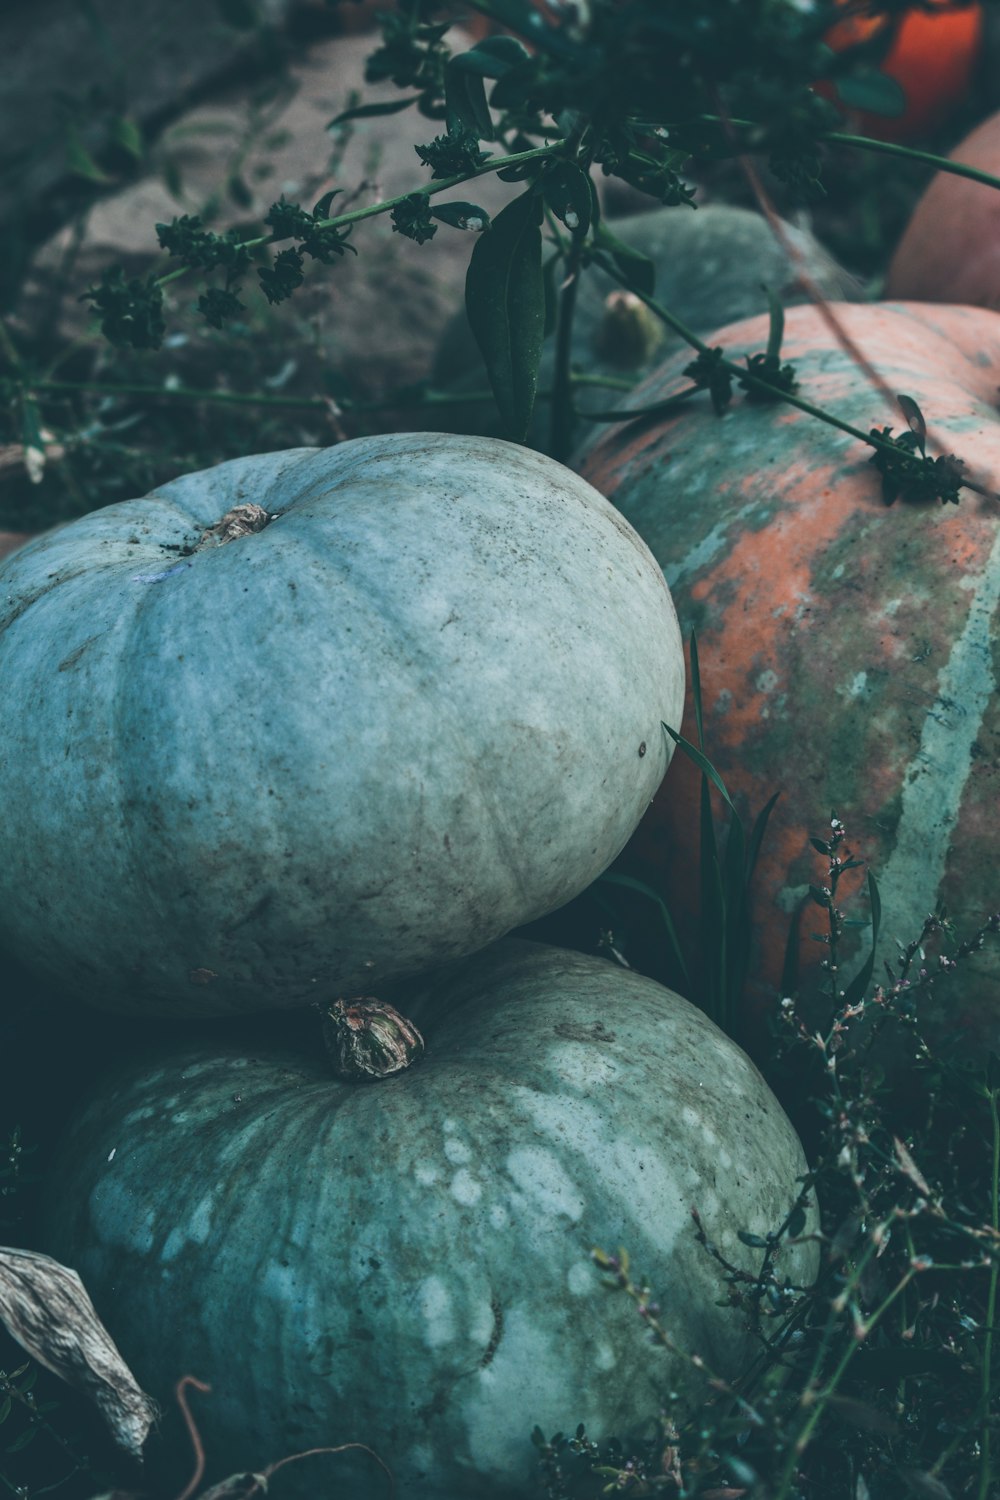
[886,107,1000,304]
[823,0,983,142]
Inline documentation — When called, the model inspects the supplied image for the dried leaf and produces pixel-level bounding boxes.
[893,1136,931,1197]
[0,1247,157,1457]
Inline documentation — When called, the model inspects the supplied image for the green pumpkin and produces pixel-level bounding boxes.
[0,433,683,1018]
[40,941,817,1500]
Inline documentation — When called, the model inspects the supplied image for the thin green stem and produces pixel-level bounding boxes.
[152,144,561,292]
[825,131,1000,193]
[773,1263,915,1500]
[689,115,1000,195]
[593,255,907,455]
[978,1086,1000,1500]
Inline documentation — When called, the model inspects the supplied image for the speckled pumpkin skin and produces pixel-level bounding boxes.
[0,434,684,1018]
[40,940,816,1500]
[578,302,1000,1053]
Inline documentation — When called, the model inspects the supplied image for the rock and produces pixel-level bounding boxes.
[0,0,297,230]
[26,29,513,399]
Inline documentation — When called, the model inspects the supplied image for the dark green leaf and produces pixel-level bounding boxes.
[746,791,780,882]
[836,70,905,118]
[227,173,253,209]
[110,115,143,160]
[737,1230,769,1249]
[663,725,738,816]
[542,160,592,235]
[431,201,491,231]
[542,253,559,340]
[450,36,529,77]
[786,1204,807,1237]
[6,1428,37,1454]
[465,189,545,441]
[445,58,494,141]
[326,97,422,129]
[65,125,111,184]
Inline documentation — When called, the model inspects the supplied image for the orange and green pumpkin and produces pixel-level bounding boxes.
[578,300,1000,1057]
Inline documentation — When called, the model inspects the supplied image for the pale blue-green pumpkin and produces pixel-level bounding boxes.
[41,940,818,1499]
[0,434,683,1017]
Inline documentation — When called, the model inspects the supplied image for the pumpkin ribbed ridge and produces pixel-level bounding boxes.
[40,941,817,1499]
[0,434,684,1017]
[578,302,1000,1055]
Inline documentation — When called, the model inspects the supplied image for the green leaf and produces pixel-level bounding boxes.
[445,58,494,141]
[842,870,881,1010]
[65,125,111,184]
[0,1396,10,1424]
[6,1428,37,1454]
[786,1204,807,1237]
[663,724,738,816]
[542,253,559,340]
[227,173,253,209]
[737,1229,769,1249]
[747,791,780,883]
[465,189,545,442]
[431,201,491,232]
[836,70,906,118]
[450,36,529,78]
[542,160,592,235]
[110,115,144,160]
[327,97,422,129]
[594,225,655,296]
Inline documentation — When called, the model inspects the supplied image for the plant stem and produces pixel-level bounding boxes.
[592,257,900,450]
[549,231,585,461]
[825,131,1000,193]
[688,115,1000,194]
[978,1084,1000,1500]
[152,144,562,292]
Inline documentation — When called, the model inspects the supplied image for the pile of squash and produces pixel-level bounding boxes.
[0,432,817,1496]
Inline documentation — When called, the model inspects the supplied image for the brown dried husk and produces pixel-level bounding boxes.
[0,1246,157,1457]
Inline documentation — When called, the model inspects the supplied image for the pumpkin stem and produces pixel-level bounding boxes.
[319,997,425,1081]
[199,503,273,546]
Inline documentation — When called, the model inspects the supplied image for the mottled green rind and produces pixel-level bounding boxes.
[40,941,817,1500]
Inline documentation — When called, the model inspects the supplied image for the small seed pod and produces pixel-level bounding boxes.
[595,291,664,369]
[320,998,425,1081]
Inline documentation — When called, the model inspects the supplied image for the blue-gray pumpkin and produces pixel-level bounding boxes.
[40,941,817,1499]
[0,434,683,1017]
